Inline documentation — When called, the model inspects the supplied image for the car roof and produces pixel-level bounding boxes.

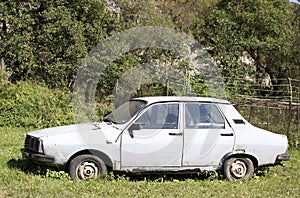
[132,96,230,105]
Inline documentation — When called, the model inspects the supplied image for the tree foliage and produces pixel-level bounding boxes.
[0,0,299,127]
[290,2,300,79]
[1,0,298,93]
[0,0,119,89]
[200,0,297,94]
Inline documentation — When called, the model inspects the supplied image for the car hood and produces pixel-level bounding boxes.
[28,124,85,138]
[27,123,121,145]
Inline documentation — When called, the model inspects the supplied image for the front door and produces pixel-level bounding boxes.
[183,102,235,166]
[121,102,183,167]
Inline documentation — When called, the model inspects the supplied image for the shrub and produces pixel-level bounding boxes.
[0,81,74,128]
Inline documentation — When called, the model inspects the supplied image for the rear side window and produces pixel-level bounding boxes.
[185,103,225,129]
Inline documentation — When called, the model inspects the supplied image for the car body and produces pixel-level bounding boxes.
[21,96,290,180]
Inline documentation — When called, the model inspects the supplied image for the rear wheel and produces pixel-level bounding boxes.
[224,157,254,180]
[69,154,107,180]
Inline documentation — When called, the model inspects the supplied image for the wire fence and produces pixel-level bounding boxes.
[165,76,300,148]
[116,72,300,148]
[225,77,300,102]
[228,78,300,148]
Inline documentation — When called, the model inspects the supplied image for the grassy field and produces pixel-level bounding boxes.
[0,127,299,198]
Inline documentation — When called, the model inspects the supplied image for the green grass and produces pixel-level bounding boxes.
[0,127,299,197]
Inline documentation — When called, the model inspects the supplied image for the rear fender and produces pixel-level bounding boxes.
[220,152,259,170]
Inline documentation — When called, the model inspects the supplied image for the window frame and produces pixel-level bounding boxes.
[133,102,180,129]
[184,102,226,129]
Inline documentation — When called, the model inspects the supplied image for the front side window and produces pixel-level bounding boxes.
[185,103,225,129]
[135,103,179,129]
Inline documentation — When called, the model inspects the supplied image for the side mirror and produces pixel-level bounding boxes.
[128,123,141,131]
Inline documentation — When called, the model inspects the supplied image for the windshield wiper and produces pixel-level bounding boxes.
[103,117,115,124]
[103,117,122,130]
[92,123,101,130]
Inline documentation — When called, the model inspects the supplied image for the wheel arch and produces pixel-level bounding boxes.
[66,149,113,172]
[220,152,259,169]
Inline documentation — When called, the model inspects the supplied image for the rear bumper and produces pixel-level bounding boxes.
[275,153,290,164]
[21,148,55,163]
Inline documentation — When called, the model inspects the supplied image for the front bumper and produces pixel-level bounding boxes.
[21,148,55,163]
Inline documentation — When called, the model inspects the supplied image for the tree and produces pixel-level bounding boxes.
[0,0,119,89]
[289,2,300,80]
[156,0,217,33]
[117,0,174,28]
[199,0,296,95]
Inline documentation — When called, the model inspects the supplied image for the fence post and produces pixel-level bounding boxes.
[298,103,300,136]
[287,77,293,139]
[185,68,189,95]
[165,78,169,96]
[248,105,253,123]
[267,101,269,130]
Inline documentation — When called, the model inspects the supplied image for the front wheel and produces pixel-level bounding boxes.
[69,154,107,180]
[223,157,254,180]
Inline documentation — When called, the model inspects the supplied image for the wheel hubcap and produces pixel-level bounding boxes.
[231,160,247,179]
[77,161,99,179]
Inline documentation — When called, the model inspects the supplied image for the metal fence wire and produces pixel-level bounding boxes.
[230,78,300,148]
[165,76,300,148]
[124,73,300,148]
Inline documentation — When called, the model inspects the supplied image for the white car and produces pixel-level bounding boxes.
[21,96,290,180]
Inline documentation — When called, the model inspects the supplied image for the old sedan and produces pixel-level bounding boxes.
[21,96,290,180]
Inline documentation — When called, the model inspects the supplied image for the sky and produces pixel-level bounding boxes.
[290,0,300,4]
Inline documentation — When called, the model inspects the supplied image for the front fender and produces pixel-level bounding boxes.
[65,149,115,170]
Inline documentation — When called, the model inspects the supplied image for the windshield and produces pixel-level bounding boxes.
[104,100,147,124]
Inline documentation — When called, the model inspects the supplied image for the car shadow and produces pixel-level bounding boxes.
[7,158,222,181]
[110,171,223,182]
[7,158,59,176]
[7,159,269,182]
[7,158,267,181]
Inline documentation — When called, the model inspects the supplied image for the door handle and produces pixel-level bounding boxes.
[220,133,234,136]
[169,132,183,136]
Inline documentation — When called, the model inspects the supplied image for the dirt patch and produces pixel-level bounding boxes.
[0,190,5,198]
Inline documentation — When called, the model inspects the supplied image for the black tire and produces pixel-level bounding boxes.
[223,157,254,180]
[69,154,107,180]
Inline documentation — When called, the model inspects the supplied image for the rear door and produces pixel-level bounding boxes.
[182,102,235,166]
